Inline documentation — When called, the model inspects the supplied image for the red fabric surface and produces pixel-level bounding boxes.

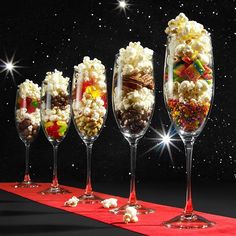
[0,183,235,236]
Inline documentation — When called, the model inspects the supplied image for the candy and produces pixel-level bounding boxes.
[182,56,192,64]
[184,63,201,82]
[31,100,39,108]
[168,99,210,132]
[85,85,101,99]
[193,59,205,75]
[202,65,213,80]
[173,61,187,78]
[45,120,68,139]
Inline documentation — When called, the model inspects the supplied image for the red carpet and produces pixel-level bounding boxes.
[0,183,235,236]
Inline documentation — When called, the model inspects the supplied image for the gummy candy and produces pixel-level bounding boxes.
[85,85,101,99]
[184,63,201,82]
[182,56,192,64]
[193,60,205,75]
[173,61,188,78]
[45,120,68,139]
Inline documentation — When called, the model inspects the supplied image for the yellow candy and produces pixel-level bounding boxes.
[45,121,54,128]
[57,120,67,126]
[85,85,101,99]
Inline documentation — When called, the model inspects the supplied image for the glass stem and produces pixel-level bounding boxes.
[128,140,138,205]
[51,144,59,188]
[85,142,93,195]
[23,143,31,183]
[183,138,195,215]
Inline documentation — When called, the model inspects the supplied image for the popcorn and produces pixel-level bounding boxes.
[64,196,80,207]
[74,56,105,83]
[42,70,70,96]
[16,108,41,125]
[123,207,138,224]
[166,13,211,65]
[41,105,70,123]
[101,198,118,208]
[18,79,41,99]
[170,79,211,103]
[117,42,153,75]
[114,87,154,112]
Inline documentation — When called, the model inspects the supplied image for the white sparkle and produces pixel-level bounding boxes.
[119,0,127,8]
[143,123,181,163]
[115,0,130,16]
[0,54,22,82]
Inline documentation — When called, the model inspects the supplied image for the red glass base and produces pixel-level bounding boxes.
[164,213,215,229]
[110,202,155,215]
[13,181,39,188]
[39,186,70,195]
[77,193,103,204]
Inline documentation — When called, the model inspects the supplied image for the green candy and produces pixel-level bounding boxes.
[59,125,67,135]
[32,100,38,108]
[193,60,205,75]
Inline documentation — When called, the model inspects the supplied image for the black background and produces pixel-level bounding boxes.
[0,0,235,192]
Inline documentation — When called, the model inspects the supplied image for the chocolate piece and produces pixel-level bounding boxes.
[17,120,39,142]
[123,72,154,90]
[18,119,31,130]
[51,93,69,110]
[117,109,151,134]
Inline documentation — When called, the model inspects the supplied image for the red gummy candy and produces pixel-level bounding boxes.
[46,122,60,138]
[27,105,36,114]
[81,81,94,99]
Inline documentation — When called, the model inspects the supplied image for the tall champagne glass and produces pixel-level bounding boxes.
[40,70,71,194]
[72,57,107,203]
[163,13,215,228]
[15,80,41,188]
[111,42,155,214]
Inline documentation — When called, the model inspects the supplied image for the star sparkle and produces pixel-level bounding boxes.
[0,53,22,83]
[143,123,181,163]
[115,0,131,16]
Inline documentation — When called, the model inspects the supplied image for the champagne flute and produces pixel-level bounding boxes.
[15,80,41,188]
[163,13,215,228]
[111,42,155,214]
[40,70,71,194]
[72,56,107,204]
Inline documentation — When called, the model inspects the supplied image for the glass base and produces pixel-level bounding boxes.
[164,213,215,229]
[40,186,71,195]
[110,202,155,215]
[77,193,103,204]
[13,181,39,188]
